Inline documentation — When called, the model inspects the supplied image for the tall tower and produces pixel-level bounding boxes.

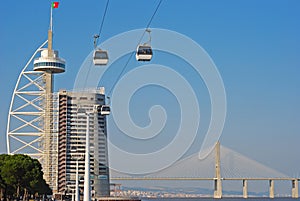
[6,5,65,192]
[33,8,65,190]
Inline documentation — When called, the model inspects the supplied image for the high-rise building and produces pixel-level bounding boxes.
[57,88,110,197]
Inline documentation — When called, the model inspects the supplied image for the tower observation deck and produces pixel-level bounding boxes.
[6,4,65,192]
[33,23,65,74]
[33,49,65,73]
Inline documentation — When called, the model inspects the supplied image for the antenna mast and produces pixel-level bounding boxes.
[48,4,53,57]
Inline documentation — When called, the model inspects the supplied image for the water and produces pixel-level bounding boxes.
[142,198,300,201]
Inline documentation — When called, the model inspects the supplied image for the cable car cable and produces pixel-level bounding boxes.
[96,0,110,46]
[77,0,111,113]
[107,0,163,97]
[93,0,110,66]
[145,0,162,31]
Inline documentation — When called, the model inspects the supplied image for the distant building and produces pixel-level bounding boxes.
[57,88,110,197]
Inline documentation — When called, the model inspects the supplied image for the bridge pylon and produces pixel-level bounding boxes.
[269,179,275,198]
[213,141,222,198]
[292,179,299,198]
[243,179,248,198]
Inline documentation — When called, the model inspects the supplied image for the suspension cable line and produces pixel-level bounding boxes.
[77,0,111,111]
[107,0,163,97]
[82,0,110,91]
[95,0,110,47]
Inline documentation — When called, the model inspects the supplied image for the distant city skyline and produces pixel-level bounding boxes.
[1,0,299,178]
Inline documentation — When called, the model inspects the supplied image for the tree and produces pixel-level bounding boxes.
[0,154,14,201]
[0,154,52,201]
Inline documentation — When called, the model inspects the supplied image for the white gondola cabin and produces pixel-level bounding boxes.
[93,49,109,65]
[136,45,153,61]
[100,105,110,115]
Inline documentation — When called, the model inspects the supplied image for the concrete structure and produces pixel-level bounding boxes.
[292,179,299,198]
[6,6,65,192]
[111,141,300,199]
[269,179,275,198]
[213,141,222,199]
[242,179,248,198]
[57,89,110,198]
[33,7,65,191]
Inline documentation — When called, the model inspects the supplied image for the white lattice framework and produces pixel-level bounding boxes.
[6,40,59,192]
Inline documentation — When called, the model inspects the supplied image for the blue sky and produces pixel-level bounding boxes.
[0,0,299,177]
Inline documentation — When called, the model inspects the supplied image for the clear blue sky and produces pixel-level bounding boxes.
[0,0,299,176]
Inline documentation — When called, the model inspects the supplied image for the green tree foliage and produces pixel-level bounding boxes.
[0,154,52,200]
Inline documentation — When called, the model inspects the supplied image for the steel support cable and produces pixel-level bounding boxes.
[74,1,111,150]
[75,0,111,147]
[80,0,111,97]
[95,0,110,47]
[107,0,163,97]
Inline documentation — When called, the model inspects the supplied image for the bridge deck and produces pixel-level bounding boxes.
[111,177,300,181]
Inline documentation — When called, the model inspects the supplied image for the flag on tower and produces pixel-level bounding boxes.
[52,2,59,8]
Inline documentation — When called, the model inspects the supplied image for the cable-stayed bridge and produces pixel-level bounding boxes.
[110,142,299,198]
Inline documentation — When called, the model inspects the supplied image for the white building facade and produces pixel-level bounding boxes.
[57,89,110,198]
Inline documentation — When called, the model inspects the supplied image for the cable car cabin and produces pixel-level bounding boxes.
[136,45,153,61]
[100,105,110,115]
[93,49,109,65]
